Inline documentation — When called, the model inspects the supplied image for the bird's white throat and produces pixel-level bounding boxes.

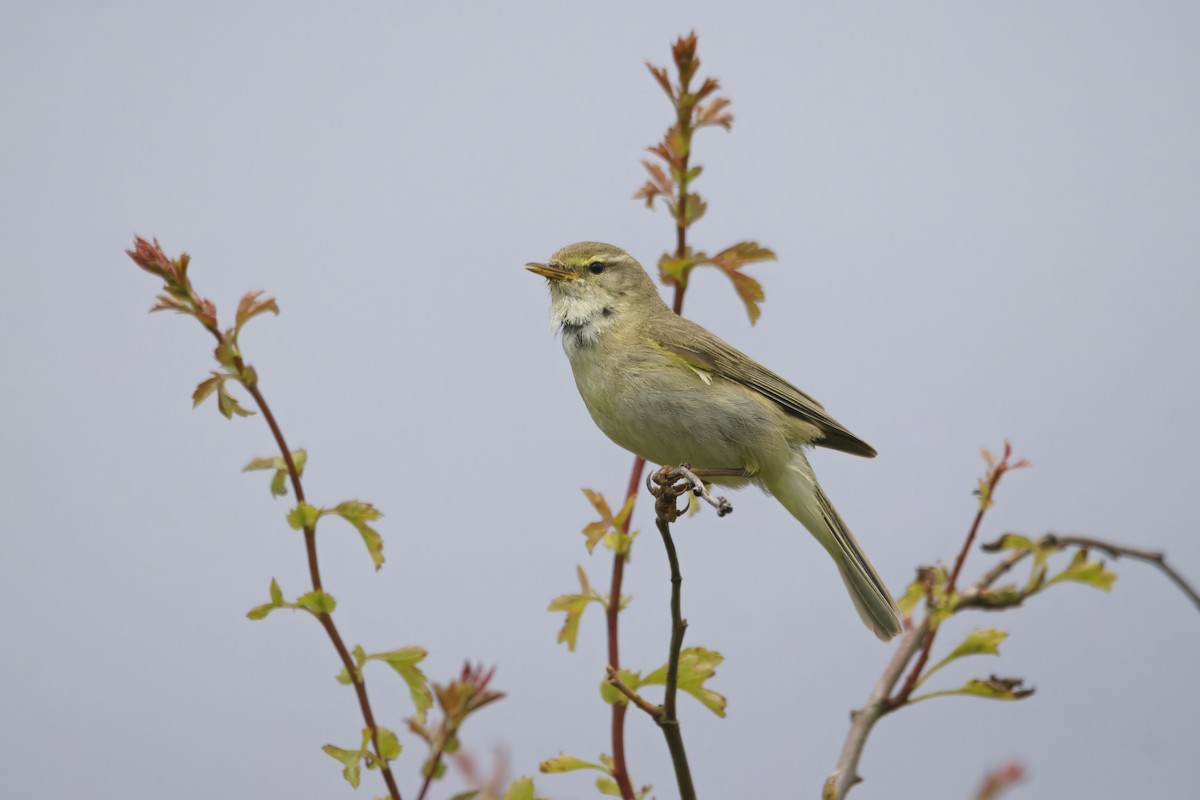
[548,286,619,356]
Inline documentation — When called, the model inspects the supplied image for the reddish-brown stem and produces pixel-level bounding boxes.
[237,359,401,800]
[606,454,645,800]
[888,459,1012,711]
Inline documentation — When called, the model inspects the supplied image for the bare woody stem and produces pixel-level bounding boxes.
[1009,534,1200,612]
[230,346,402,800]
[654,511,696,800]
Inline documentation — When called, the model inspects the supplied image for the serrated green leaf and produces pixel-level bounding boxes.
[235,289,280,330]
[192,373,222,408]
[268,577,283,606]
[287,502,321,531]
[364,647,432,722]
[376,726,402,761]
[326,500,385,570]
[539,753,606,773]
[581,490,637,555]
[917,628,1007,688]
[1043,549,1118,592]
[215,381,254,418]
[641,647,726,717]
[322,743,362,789]
[548,566,604,651]
[296,590,337,615]
[910,675,1035,704]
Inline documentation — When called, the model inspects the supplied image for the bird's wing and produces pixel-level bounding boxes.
[655,321,877,458]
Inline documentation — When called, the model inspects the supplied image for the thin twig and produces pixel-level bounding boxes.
[1042,534,1200,612]
[606,666,663,717]
[889,448,1021,710]
[645,465,707,800]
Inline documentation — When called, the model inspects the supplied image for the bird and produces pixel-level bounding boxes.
[527,241,902,641]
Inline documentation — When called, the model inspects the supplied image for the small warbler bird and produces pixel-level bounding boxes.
[527,242,902,641]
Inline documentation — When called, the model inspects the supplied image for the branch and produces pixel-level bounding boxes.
[1040,534,1200,612]
[645,464,709,800]
[890,445,1026,710]
[606,666,662,717]
[126,238,402,800]
[239,363,403,800]
[826,527,1199,798]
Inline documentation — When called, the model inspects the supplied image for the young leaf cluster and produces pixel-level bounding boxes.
[634,32,776,322]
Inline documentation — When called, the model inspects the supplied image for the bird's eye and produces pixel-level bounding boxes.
[588,262,606,275]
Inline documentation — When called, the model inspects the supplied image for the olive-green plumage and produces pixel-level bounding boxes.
[528,242,902,641]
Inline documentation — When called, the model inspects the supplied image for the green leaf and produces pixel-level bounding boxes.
[192,373,222,408]
[658,253,698,287]
[235,289,280,330]
[335,667,353,685]
[502,777,544,800]
[321,743,363,789]
[247,578,285,620]
[547,565,604,651]
[296,590,337,615]
[287,502,322,531]
[910,675,1035,704]
[596,776,623,796]
[895,578,926,617]
[1043,548,1118,592]
[215,380,254,418]
[581,490,636,555]
[243,450,305,498]
[364,647,432,723]
[327,500,385,570]
[539,753,606,773]
[375,726,402,761]
[246,602,275,620]
[243,455,282,472]
[917,628,1007,688]
[599,668,642,706]
[641,647,727,717]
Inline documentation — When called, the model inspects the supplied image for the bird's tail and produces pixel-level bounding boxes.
[764,454,903,641]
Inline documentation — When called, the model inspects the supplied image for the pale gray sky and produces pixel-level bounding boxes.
[2,2,1199,799]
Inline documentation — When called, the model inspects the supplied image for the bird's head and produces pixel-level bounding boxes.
[526,242,663,322]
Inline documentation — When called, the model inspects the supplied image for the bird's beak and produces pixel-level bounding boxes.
[525,262,578,281]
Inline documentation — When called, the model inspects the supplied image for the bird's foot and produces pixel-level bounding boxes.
[648,463,734,520]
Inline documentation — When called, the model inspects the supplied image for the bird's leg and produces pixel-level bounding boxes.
[647,464,736,519]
